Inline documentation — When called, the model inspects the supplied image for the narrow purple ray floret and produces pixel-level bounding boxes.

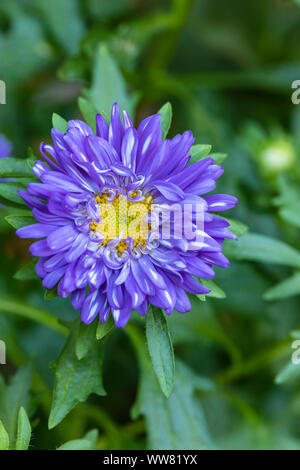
[17,104,238,327]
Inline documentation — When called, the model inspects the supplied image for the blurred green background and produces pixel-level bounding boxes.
[1,0,300,450]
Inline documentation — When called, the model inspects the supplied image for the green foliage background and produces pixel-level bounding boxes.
[1,0,300,450]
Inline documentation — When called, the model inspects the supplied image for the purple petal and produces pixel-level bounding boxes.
[181,273,210,294]
[151,181,185,202]
[72,288,86,310]
[47,225,77,251]
[136,115,161,172]
[131,261,156,295]
[112,305,132,328]
[0,135,12,158]
[125,273,145,308]
[123,110,133,130]
[174,287,191,313]
[168,158,214,189]
[35,258,46,278]
[96,114,109,140]
[121,127,138,171]
[68,119,94,137]
[115,261,130,285]
[109,103,124,154]
[137,257,166,289]
[17,223,56,239]
[137,299,148,316]
[42,267,65,289]
[204,194,238,211]
[85,135,119,168]
[81,289,102,324]
[30,240,56,256]
[18,190,46,210]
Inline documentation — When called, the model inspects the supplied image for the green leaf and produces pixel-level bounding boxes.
[199,279,226,299]
[49,319,106,429]
[0,183,26,207]
[17,177,38,185]
[146,306,175,398]
[83,429,99,449]
[57,429,98,450]
[189,144,212,164]
[210,152,228,164]
[158,102,172,139]
[78,97,97,133]
[90,43,136,118]
[128,326,214,450]
[27,148,37,161]
[31,0,85,56]
[85,0,129,20]
[275,361,300,385]
[224,233,300,269]
[263,272,300,301]
[15,407,31,450]
[291,330,300,340]
[0,421,9,451]
[279,207,300,230]
[75,318,99,360]
[96,315,114,340]
[274,178,300,229]
[5,215,36,230]
[57,438,91,451]
[58,56,87,82]
[224,217,249,237]
[0,7,49,88]
[14,261,37,281]
[0,364,32,448]
[52,113,68,134]
[44,286,58,300]
[0,297,67,335]
[0,158,35,179]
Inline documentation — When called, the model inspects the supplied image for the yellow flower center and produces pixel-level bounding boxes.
[90,192,153,256]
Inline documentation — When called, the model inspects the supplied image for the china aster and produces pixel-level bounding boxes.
[16,103,237,327]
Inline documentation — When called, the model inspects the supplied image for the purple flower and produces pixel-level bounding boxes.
[0,134,12,158]
[0,135,13,188]
[16,104,238,327]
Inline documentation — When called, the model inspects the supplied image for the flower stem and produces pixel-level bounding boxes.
[0,297,68,336]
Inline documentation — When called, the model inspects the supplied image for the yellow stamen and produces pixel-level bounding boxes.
[90,192,153,254]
